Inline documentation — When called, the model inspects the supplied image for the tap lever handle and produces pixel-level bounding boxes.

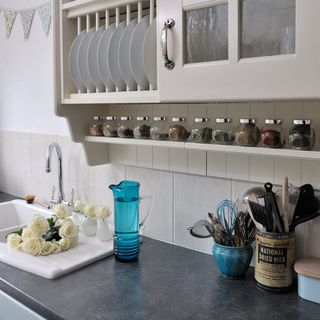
[51,186,56,200]
[70,188,75,207]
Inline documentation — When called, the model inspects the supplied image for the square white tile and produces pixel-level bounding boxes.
[174,173,232,254]
[126,167,173,243]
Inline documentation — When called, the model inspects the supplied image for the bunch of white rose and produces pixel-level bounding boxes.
[7,205,79,256]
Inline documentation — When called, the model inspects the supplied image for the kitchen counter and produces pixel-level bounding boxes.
[0,193,320,320]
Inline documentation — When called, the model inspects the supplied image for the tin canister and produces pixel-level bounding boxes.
[255,230,295,292]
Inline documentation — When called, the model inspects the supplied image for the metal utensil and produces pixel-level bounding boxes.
[188,219,214,238]
[242,186,265,204]
[216,199,237,232]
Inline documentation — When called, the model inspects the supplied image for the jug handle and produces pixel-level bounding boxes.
[139,195,153,232]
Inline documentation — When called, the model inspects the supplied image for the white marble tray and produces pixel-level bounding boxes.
[0,234,113,279]
[0,200,113,279]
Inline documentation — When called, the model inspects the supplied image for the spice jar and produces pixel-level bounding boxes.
[89,116,104,136]
[150,117,169,140]
[260,119,284,148]
[288,120,315,150]
[102,116,118,137]
[133,116,151,139]
[212,118,234,145]
[234,119,260,147]
[189,118,212,143]
[168,117,190,141]
[117,116,134,138]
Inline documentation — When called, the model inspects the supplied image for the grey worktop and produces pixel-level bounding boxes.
[0,193,320,320]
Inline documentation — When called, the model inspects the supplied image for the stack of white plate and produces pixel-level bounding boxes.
[69,16,157,93]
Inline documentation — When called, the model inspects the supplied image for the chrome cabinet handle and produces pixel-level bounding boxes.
[161,18,175,70]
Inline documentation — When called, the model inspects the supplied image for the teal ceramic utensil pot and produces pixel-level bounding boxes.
[212,243,253,279]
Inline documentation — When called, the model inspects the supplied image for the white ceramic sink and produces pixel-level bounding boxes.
[0,200,51,242]
[0,200,113,279]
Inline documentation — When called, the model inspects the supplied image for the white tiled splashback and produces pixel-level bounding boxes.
[0,129,319,260]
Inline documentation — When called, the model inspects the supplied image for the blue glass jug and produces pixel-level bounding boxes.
[109,180,140,261]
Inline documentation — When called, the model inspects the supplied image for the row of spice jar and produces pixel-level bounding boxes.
[89,116,316,150]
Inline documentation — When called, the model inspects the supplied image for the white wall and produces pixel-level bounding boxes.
[0,0,68,135]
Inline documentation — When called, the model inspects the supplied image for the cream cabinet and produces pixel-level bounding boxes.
[54,0,320,167]
[158,0,320,102]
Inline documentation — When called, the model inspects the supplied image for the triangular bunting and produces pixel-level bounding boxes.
[37,3,51,35]
[4,10,17,39]
[20,9,35,40]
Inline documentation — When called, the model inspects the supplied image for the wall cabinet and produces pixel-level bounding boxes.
[158,0,320,102]
[59,0,320,105]
[54,0,320,167]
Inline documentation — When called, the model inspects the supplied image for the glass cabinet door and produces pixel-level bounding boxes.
[240,0,296,58]
[158,0,320,102]
[184,3,228,63]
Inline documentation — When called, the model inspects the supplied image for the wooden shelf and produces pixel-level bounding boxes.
[85,136,320,160]
[63,91,159,104]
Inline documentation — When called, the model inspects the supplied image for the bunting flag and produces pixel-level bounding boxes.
[37,4,51,35]
[20,9,35,40]
[4,9,17,39]
[0,2,51,40]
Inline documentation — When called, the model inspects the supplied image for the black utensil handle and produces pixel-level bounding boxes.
[264,182,273,192]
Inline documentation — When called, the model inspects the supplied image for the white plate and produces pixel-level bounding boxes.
[88,26,105,92]
[130,16,149,90]
[108,21,126,91]
[97,24,116,91]
[143,18,157,89]
[69,30,87,92]
[78,27,96,91]
[118,19,138,91]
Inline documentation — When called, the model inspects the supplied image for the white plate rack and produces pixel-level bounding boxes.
[60,0,159,104]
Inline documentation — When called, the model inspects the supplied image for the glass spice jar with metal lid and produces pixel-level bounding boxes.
[150,117,169,140]
[168,117,190,141]
[102,116,118,137]
[89,116,105,136]
[188,118,212,143]
[288,120,315,150]
[212,118,235,145]
[234,118,260,147]
[260,119,284,148]
[117,116,134,138]
[133,116,151,139]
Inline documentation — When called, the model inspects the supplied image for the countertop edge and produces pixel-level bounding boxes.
[0,276,65,320]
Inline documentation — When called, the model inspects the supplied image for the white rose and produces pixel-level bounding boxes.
[28,215,50,237]
[22,237,43,256]
[96,206,111,220]
[52,204,70,219]
[52,242,62,254]
[22,228,34,240]
[59,218,78,239]
[41,241,54,256]
[69,235,79,248]
[74,200,86,214]
[84,205,96,219]
[59,238,71,251]
[7,234,22,249]
[16,244,23,252]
